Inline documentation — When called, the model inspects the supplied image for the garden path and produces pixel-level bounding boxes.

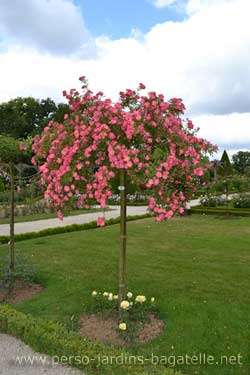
[0,201,199,236]
[0,333,84,375]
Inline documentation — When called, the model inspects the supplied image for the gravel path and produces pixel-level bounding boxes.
[0,205,148,236]
[0,201,200,236]
[0,333,84,375]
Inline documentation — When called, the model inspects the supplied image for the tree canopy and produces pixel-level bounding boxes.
[0,97,69,139]
[0,135,33,166]
[0,136,20,164]
[232,151,250,174]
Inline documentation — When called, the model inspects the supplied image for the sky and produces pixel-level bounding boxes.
[0,0,249,158]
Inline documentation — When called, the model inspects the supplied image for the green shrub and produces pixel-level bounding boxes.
[200,195,226,207]
[231,176,248,192]
[232,194,250,208]
[0,179,5,193]
[0,305,183,375]
[189,207,250,217]
[0,249,36,289]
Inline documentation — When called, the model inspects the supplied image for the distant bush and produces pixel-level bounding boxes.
[231,176,250,192]
[0,179,5,193]
[200,195,226,207]
[232,194,250,209]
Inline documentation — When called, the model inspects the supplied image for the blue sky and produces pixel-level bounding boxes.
[76,0,184,38]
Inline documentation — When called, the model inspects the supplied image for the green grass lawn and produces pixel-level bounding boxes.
[0,215,250,375]
[0,207,109,224]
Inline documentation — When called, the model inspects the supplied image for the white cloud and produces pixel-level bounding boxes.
[0,0,249,154]
[193,113,250,157]
[0,47,87,102]
[0,0,95,55]
[151,0,180,8]
[186,0,235,15]
[151,0,234,13]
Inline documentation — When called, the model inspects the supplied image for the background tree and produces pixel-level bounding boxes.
[33,77,215,312]
[212,150,234,205]
[232,151,250,174]
[0,97,69,139]
[0,135,32,282]
[220,150,233,175]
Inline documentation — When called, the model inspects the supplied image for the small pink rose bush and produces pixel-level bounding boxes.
[32,76,216,225]
[90,290,156,342]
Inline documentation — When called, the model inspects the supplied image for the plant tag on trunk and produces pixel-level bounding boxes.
[118,186,125,191]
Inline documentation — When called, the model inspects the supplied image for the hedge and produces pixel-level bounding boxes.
[189,207,250,217]
[0,305,183,375]
[0,213,152,244]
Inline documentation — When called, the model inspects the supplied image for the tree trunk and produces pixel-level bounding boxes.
[9,162,15,279]
[118,169,127,312]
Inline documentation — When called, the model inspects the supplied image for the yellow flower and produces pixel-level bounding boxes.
[119,323,126,331]
[92,291,97,296]
[113,295,118,300]
[120,300,130,309]
[108,293,113,301]
[103,292,108,297]
[151,297,155,302]
[135,295,146,303]
[127,292,133,299]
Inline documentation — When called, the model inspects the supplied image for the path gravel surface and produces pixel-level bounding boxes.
[0,201,199,236]
[0,205,148,235]
[0,333,83,374]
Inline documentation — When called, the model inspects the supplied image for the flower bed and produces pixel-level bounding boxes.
[80,290,164,345]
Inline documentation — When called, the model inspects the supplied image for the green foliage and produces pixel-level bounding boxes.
[232,151,250,174]
[231,175,250,192]
[0,97,70,139]
[243,165,250,177]
[232,194,250,209]
[208,174,250,196]
[0,135,20,164]
[0,186,42,204]
[0,249,36,289]
[0,179,5,192]
[217,150,233,177]
[200,195,226,207]
[0,305,182,375]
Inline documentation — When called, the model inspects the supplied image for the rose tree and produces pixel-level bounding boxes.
[32,76,216,306]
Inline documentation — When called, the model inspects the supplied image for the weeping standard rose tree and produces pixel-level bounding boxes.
[32,76,216,309]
